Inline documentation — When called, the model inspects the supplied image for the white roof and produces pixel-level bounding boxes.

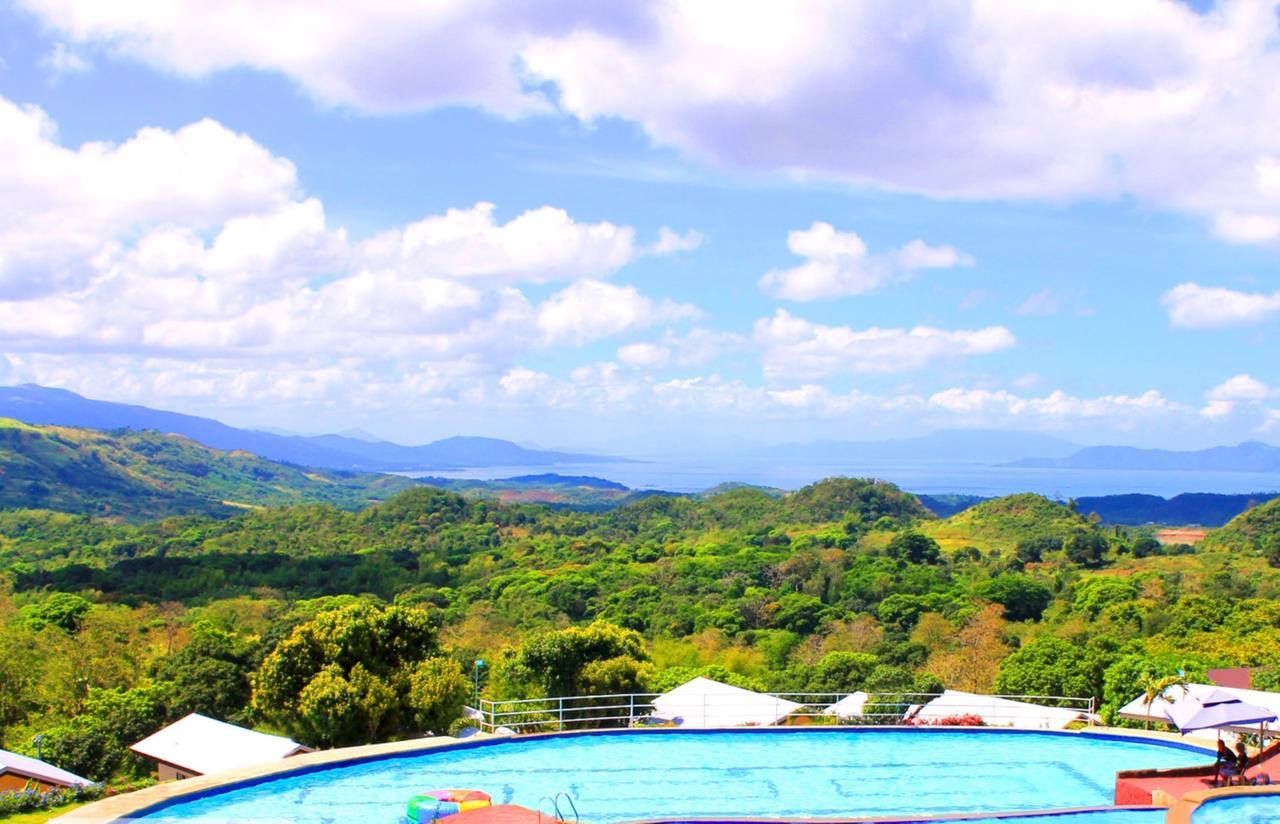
[826,691,870,719]
[652,677,804,728]
[0,748,91,787]
[131,714,307,776]
[1118,683,1280,733]
[911,690,1084,730]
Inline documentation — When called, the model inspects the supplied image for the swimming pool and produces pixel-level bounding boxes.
[130,729,1209,823]
[1191,792,1280,823]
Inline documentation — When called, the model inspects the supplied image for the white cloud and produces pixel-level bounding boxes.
[759,222,972,301]
[1161,282,1280,329]
[1201,373,1277,419]
[30,2,1280,237]
[617,342,671,369]
[358,202,639,285]
[651,227,704,254]
[536,280,700,346]
[0,96,696,371]
[753,309,1015,379]
[1015,288,1094,317]
[1208,373,1273,401]
[41,42,91,76]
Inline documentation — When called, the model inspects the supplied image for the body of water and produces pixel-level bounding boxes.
[407,457,1280,498]
[133,729,1207,824]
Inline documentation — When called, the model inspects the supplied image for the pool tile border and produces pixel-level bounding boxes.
[50,726,1213,824]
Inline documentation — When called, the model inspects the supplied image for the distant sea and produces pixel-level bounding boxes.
[406,457,1280,498]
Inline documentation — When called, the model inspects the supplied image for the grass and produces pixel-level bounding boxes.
[2,800,90,823]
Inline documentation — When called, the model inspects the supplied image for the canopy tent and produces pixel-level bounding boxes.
[826,691,870,721]
[1118,683,1280,734]
[909,690,1085,730]
[131,713,311,779]
[651,677,803,728]
[1168,689,1276,734]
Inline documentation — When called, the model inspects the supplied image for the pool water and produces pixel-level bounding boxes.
[133,729,1208,823]
[1192,792,1280,823]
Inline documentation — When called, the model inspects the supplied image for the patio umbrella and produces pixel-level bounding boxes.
[1168,689,1277,733]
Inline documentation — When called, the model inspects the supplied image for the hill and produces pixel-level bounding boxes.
[1202,497,1280,555]
[0,419,418,519]
[1009,440,1280,472]
[925,492,1089,551]
[0,384,627,471]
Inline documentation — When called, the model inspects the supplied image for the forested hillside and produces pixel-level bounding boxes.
[4,476,1280,789]
[0,419,418,519]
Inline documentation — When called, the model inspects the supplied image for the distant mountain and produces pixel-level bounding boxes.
[1009,441,1280,473]
[762,429,1081,465]
[0,418,417,519]
[1074,492,1280,526]
[0,384,627,471]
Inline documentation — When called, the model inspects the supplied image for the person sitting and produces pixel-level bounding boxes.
[1216,740,1248,786]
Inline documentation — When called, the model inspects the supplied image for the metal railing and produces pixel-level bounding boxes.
[474,692,1096,734]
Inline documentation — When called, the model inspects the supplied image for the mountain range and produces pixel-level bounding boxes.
[1008,441,1280,473]
[760,430,1081,464]
[0,384,626,472]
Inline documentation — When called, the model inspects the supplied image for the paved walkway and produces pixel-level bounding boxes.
[1115,740,1280,805]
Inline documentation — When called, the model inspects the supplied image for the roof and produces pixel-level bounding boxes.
[1118,683,1280,733]
[910,690,1084,730]
[651,677,804,728]
[130,714,308,776]
[1208,667,1253,690]
[0,748,92,788]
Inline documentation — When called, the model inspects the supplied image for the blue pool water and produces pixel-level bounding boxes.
[1192,792,1280,823]
[132,730,1209,823]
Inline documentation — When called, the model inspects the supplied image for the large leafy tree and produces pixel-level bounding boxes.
[252,603,465,747]
[499,621,647,698]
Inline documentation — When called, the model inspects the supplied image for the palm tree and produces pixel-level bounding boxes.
[1139,672,1189,730]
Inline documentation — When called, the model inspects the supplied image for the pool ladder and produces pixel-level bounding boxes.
[537,791,579,824]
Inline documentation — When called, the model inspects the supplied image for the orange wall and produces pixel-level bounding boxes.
[0,773,58,792]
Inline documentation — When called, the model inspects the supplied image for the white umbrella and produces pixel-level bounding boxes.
[1169,690,1277,733]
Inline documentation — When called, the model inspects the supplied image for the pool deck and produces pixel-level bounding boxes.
[1114,738,1280,806]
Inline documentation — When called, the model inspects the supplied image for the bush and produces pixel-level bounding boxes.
[0,783,103,818]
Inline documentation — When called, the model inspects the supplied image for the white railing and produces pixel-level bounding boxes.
[473,692,1096,734]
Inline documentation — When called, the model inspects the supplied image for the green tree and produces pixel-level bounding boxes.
[408,658,471,733]
[252,603,457,747]
[981,574,1053,621]
[502,621,646,698]
[1065,531,1108,568]
[993,637,1094,700]
[22,593,92,632]
[808,652,880,692]
[885,532,942,565]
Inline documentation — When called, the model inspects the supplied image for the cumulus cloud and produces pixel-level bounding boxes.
[753,309,1015,380]
[1201,373,1278,419]
[1161,282,1280,329]
[617,342,671,369]
[759,222,971,301]
[26,2,1280,236]
[0,96,698,374]
[536,280,699,346]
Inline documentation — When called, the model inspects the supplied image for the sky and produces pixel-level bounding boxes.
[1,1,1279,453]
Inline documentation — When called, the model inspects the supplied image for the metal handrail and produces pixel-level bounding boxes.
[475,691,1095,733]
[554,792,579,823]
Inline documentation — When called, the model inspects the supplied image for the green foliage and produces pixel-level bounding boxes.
[500,621,646,698]
[1071,577,1139,619]
[1065,531,1109,568]
[994,637,1105,701]
[808,652,881,692]
[648,666,766,693]
[980,574,1053,621]
[251,603,457,747]
[0,421,419,520]
[1203,498,1280,558]
[886,532,942,565]
[20,593,91,632]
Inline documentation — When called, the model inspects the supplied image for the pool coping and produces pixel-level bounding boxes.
[1164,783,1280,824]
[49,725,1214,823]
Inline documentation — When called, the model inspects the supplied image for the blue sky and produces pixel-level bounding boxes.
[0,1,1278,452]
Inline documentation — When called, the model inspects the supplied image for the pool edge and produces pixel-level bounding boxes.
[50,726,1214,824]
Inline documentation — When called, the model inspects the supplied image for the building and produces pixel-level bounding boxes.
[0,748,91,792]
[131,714,311,781]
